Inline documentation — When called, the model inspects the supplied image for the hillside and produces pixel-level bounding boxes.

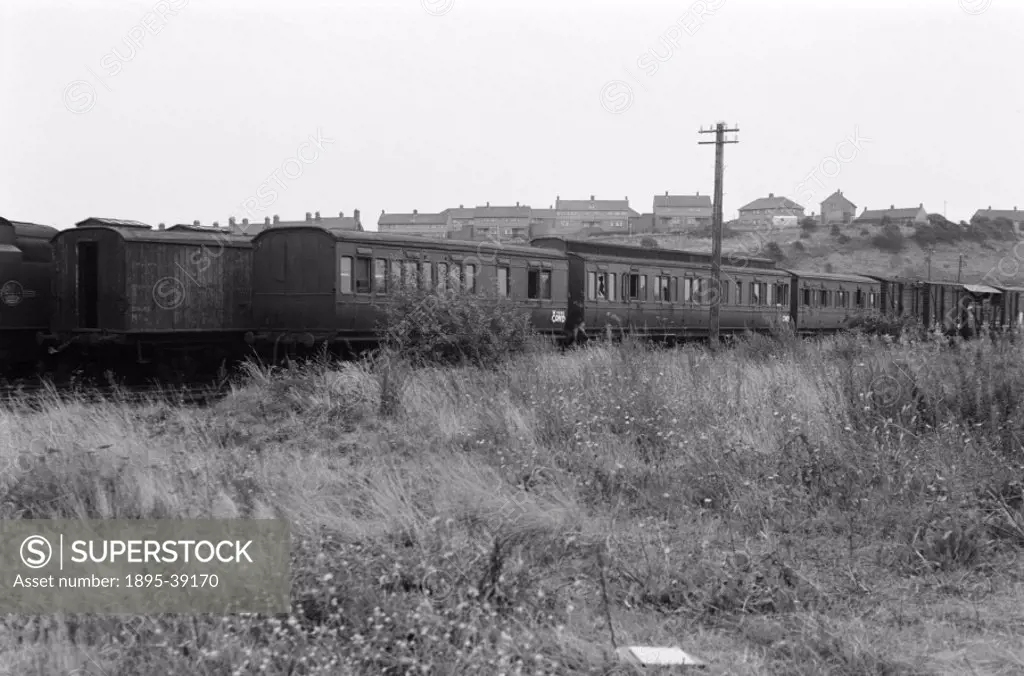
[600,218,1022,286]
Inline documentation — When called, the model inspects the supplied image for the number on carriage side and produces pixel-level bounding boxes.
[551,310,566,324]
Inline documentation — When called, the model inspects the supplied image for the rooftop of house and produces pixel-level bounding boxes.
[738,194,804,212]
[229,211,363,234]
[856,204,926,221]
[653,192,712,209]
[972,207,1021,221]
[821,189,857,209]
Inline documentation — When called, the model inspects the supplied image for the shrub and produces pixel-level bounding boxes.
[801,217,818,231]
[793,241,806,252]
[872,223,905,252]
[837,234,850,244]
[640,236,659,248]
[763,241,786,261]
[377,276,534,369]
[830,224,842,238]
[800,231,811,240]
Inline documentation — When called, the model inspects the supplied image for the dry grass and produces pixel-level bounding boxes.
[3,332,1024,674]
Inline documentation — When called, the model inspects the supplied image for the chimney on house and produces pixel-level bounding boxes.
[486,201,490,207]
[590,195,595,200]
[919,203,923,208]
[305,212,312,222]
[242,218,249,226]
[353,209,360,224]
[229,217,236,228]
[459,204,464,208]
[273,215,280,224]
[265,217,271,225]
[338,211,344,218]
[193,220,200,226]
[696,191,699,196]
[315,211,321,220]
[890,204,895,210]
[665,191,669,196]
[213,221,219,228]
[516,201,519,207]
[158,223,165,230]
[768,193,774,198]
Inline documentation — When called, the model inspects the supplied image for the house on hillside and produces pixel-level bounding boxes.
[737,193,805,226]
[854,204,928,226]
[229,210,363,235]
[447,203,532,243]
[820,190,857,225]
[528,207,558,238]
[971,206,1023,233]
[377,210,449,238]
[652,192,712,231]
[554,195,640,236]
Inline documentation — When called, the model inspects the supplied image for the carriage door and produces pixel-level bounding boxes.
[76,241,100,329]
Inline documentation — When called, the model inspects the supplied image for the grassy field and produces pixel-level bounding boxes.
[601,220,1023,286]
[3,332,1024,674]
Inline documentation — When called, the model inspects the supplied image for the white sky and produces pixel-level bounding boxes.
[2,0,1021,230]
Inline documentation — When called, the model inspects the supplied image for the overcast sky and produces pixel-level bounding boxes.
[2,0,1020,230]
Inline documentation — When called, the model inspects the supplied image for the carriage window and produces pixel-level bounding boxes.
[449,264,462,291]
[819,290,828,307]
[624,274,645,301]
[776,283,789,306]
[802,288,812,307]
[390,260,402,288]
[404,261,418,288]
[683,278,693,302]
[751,282,761,306]
[869,292,877,308]
[354,256,372,294]
[421,262,432,290]
[498,266,510,297]
[855,289,864,307]
[608,273,616,301]
[437,263,448,292]
[735,280,742,304]
[767,283,774,306]
[587,272,597,301]
[340,256,353,294]
[596,273,609,300]
[374,259,388,293]
[656,275,671,302]
[465,264,476,293]
[528,269,551,299]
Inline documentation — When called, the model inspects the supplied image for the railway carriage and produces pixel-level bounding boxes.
[0,217,58,376]
[530,237,792,341]
[246,228,570,356]
[785,270,881,334]
[43,218,255,380]
[994,285,1024,329]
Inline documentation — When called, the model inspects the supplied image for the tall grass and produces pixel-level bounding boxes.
[2,332,1024,673]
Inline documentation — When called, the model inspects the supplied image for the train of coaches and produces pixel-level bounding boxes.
[1,215,1022,381]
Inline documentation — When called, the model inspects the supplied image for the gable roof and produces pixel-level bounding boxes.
[229,211,363,235]
[738,195,804,212]
[555,197,636,214]
[653,194,712,209]
[821,190,856,209]
[378,211,448,226]
[471,205,532,219]
[529,209,558,219]
[856,206,925,221]
[972,208,1022,222]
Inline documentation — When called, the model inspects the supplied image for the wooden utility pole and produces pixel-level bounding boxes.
[698,122,739,346]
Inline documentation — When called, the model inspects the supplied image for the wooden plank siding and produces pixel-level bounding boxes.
[787,271,881,333]
[52,226,253,337]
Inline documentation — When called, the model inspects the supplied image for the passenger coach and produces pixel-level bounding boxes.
[530,237,792,341]
[786,271,881,334]
[247,228,570,355]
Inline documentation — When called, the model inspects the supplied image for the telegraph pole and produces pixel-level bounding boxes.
[698,121,739,347]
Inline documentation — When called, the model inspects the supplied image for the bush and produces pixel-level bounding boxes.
[640,236,659,248]
[801,217,818,231]
[837,234,850,244]
[830,224,842,238]
[872,223,905,252]
[377,277,534,369]
[860,228,869,237]
[793,241,806,252]
[800,231,811,240]
[763,241,786,261]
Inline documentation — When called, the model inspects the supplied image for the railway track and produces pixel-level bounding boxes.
[0,379,231,410]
